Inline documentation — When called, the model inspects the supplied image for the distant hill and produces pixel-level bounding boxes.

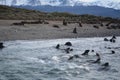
[0,5,46,20]
[16,5,120,18]
[0,5,120,23]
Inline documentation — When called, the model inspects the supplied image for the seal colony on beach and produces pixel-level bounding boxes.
[0,20,120,41]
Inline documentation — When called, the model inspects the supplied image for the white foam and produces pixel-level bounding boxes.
[52,56,60,62]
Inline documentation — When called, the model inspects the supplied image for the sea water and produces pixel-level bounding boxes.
[0,37,120,80]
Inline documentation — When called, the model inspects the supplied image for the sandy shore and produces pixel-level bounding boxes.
[0,20,120,41]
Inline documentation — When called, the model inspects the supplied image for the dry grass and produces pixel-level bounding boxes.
[0,5,120,24]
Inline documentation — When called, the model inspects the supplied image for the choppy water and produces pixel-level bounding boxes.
[0,37,120,80]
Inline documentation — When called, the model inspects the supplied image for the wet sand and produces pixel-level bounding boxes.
[0,20,120,41]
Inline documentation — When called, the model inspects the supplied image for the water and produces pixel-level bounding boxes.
[0,37,120,80]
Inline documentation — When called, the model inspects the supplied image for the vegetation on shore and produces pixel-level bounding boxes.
[0,5,120,23]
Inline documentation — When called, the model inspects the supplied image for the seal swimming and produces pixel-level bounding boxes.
[93,53,101,63]
[0,42,4,49]
[82,50,90,55]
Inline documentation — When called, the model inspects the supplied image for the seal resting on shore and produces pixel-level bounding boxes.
[73,27,77,34]
[12,22,24,26]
